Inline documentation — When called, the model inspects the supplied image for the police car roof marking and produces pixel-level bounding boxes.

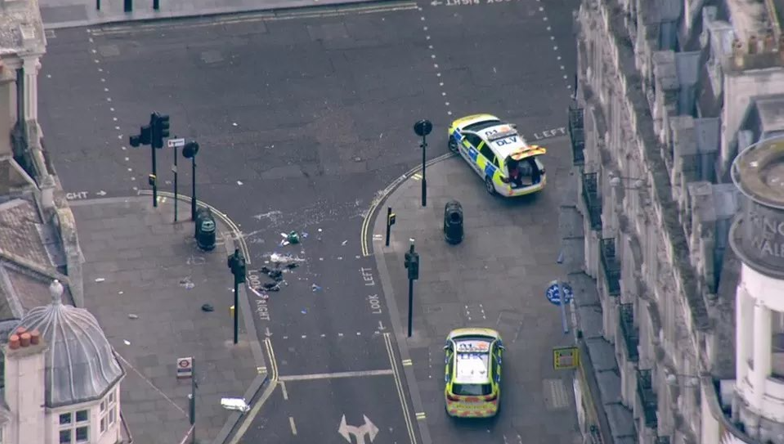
[454,353,490,384]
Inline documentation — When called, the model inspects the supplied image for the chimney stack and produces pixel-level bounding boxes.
[748,35,758,54]
[9,334,19,350]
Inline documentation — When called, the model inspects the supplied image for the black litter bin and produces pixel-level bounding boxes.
[195,208,217,251]
[444,200,464,244]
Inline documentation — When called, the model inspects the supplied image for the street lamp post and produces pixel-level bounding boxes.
[413,120,433,207]
[182,141,200,220]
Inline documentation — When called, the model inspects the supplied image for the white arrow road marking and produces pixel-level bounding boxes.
[96,190,107,196]
[378,320,386,331]
[264,327,272,337]
[338,414,379,444]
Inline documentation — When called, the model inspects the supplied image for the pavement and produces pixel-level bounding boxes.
[370,137,582,443]
[70,196,267,444]
[39,0,403,29]
[39,2,581,442]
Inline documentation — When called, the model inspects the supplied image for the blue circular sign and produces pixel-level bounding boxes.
[545,280,573,305]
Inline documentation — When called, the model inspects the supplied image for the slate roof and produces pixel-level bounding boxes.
[14,281,123,408]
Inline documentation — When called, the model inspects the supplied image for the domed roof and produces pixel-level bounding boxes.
[15,280,124,408]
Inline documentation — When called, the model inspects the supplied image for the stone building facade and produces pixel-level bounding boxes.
[570,0,784,442]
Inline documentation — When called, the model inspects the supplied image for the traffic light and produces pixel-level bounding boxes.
[404,248,419,281]
[129,125,152,148]
[228,250,246,284]
[151,113,170,149]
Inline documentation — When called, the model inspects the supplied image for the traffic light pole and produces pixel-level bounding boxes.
[404,241,419,338]
[407,275,414,337]
[173,136,179,222]
[151,144,158,208]
[233,272,239,344]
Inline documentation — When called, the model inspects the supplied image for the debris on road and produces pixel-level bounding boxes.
[201,303,214,312]
[123,340,131,345]
[341,240,348,246]
[237,180,243,186]
[301,309,307,314]
[95,278,106,283]
[179,277,195,289]
[262,282,281,292]
[128,314,139,320]
[312,284,322,292]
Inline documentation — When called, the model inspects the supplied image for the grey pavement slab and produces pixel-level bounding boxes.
[372,138,581,442]
[71,197,264,444]
[40,0,403,29]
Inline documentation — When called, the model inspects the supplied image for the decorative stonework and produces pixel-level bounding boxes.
[730,137,784,278]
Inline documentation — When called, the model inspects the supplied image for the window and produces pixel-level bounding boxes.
[76,426,88,442]
[59,410,89,443]
[479,144,495,163]
[100,389,118,435]
[59,413,72,425]
[465,134,482,148]
[59,430,72,443]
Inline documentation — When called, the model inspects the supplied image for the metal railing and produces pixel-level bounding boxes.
[600,238,621,296]
[569,106,586,166]
[637,369,658,428]
[582,172,602,231]
[618,303,639,362]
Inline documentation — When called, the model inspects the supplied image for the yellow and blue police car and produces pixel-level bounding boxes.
[444,328,504,418]
[448,114,547,197]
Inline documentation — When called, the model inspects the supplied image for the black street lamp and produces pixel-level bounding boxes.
[413,120,433,207]
[182,141,200,220]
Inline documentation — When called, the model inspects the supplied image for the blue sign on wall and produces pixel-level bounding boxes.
[545,280,574,306]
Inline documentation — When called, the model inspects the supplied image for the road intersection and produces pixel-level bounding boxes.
[40,0,580,442]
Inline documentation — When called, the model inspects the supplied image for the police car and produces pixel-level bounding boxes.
[448,114,547,197]
[444,328,504,418]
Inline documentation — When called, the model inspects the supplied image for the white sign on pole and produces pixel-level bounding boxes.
[177,357,193,378]
[168,138,186,148]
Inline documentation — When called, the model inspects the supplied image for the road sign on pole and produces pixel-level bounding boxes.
[168,138,186,148]
[553,346,579,370]
[545,280,574,305]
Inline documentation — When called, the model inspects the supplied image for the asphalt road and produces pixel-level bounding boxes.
[39,0,579,441]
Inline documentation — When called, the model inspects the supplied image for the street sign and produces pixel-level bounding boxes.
[338,415,379,444]
[177,357,193,378]
[553,346,579,370]
[168,138,186,148]
[545,280,574,306]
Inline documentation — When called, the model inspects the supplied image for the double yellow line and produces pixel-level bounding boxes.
[384,333,417,444]
[359,152,456,256]
[264,338,279,382]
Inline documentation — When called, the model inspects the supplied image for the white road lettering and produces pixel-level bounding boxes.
[532,126,567,140]
[368,294,383,315]
[66,191,89,200]
[255,298,270,321]
[360,267,375,286]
